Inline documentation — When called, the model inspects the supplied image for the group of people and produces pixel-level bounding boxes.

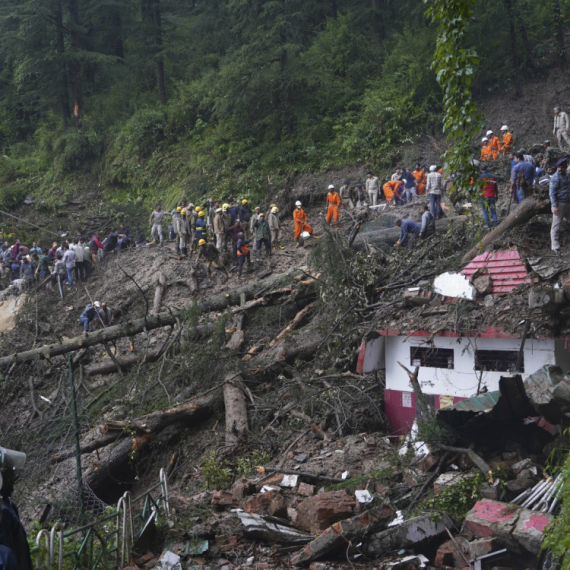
[480,126,513,160]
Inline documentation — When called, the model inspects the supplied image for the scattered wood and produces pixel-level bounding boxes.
[223,373,249,446]
[290,410,330,442]
[152,272,167,314]
[264,467,344,484]
[269,302,316,347]
[461,196,550,264]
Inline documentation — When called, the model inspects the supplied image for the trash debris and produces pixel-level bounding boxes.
[280,474,299,488]
[236,510,313,545]
[433,271,476,300]
[354,490,373,504]
[155,550,183,570]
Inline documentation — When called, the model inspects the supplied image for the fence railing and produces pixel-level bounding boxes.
[31,468,170,570]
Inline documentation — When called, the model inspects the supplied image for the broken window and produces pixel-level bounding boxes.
[410,347,454,369]
[474,350,523,372]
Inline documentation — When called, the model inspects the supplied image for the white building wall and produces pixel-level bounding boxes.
[385,335,559,398]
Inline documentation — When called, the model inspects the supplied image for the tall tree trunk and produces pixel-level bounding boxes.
[68,0,82,127]
[55,0,71,129]
[372,0,385,40]
[516,13,532,64]
[113,11,125,59]
[330,0,337,18]
[504,0,521,97]
[153,0,167,104]
[553,0,566,64]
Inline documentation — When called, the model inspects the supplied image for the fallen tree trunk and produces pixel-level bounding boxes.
[461,196,550,264]
[152,272,167,314]
[84,394,216,491]
[0,270,302,368]
[355,216,467,248]
[224,373,249,446]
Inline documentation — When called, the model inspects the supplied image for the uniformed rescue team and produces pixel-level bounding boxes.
[2,107,570,337]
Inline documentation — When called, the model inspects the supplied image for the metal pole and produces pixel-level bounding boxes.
[68,355,85,525]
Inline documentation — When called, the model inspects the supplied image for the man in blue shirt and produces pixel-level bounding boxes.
[394,218,420,249]
[402,169,417,203]
[510,152,535,203]
[549,158,570,254]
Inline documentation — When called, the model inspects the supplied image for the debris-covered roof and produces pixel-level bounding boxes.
[461,250,531,295]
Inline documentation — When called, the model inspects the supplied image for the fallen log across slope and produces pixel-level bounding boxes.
[0,270,303,368]
[354,216,467,248]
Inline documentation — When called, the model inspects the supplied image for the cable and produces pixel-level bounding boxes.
[0,207,64,238]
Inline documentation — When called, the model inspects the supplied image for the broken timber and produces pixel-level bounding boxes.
[0,270,303,368]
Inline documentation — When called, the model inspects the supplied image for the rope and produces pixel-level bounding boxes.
[0,208,63,238]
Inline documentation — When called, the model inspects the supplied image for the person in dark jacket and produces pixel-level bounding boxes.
[136,227,146,246]
[253,213,272,260]
[239,200,252,238]
[0,467,32,570]
[394,218,420,249]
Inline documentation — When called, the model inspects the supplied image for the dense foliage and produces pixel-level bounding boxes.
[0,0,564,207]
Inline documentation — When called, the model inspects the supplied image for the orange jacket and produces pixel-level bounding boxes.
[501,132,513,152]
[412,170,426,185]
[481,144,493,161]
[383,181,401,201]
[489,136,500,159]
[326,191,341,207]
[293,208,307,224]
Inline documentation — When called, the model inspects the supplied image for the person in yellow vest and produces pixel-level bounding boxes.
[500,125,513,154]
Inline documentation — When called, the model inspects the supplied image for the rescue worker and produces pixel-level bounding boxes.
[268,206,283,250]
[236,232,251,278]
[478,168,498,229]
[196,210,208,242]
[172,206,183,257]
[197,239,230,280]
[382,180,404,206]
[250,206,262,236]
[293,201,313,246]
[187,204,197,252]
[213,207,224,250]
[207,200,217,239]
[510,152,535,203]
[549,158,570,254]
[228,198,239,224]
[79,301,101,336]
[52,254,66,299]
[96,302,114,326]
[419,205,435,239]
[412,163,427,195]
[253,212,272,260]
[366,171,380,206]
[239,200,252,238]
[179,209,192,258]
[354,183,367,207]
[149,204,172,245]
[480,137,493,161]
[226,220,243,262]
[486,130,501,159]
[339,181,354,209]
[325,184,341,225]
[402,169,417,202]
[500,125,513,154]
[426,165,444,219]
[554,106,570,149]
[222,203,232,251]
[394,218,420,249]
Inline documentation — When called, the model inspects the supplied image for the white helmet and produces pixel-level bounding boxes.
[295,200,302,206]
[486,130,493,136]
[429,165,437,172]
[93,301,101,308]
[328,184,335,190]
[500,125,509,131]
[482,137,489,143]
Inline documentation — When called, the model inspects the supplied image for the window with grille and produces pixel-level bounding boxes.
[475,350,523,372]
[410,347,454,369]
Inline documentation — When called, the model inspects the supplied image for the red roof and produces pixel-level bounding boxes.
[461,250,530,295]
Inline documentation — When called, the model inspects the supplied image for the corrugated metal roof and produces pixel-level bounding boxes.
[448,390,500,413]
[461,250,530,295]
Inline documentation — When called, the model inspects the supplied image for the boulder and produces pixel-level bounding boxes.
[296,490,357,534]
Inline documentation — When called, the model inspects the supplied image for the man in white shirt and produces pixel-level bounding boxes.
[554,106,570,149]
[366,171,379,206]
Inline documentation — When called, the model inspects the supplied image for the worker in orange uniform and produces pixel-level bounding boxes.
[480,137,493,161]
[500,125,513,154]
[325,184,341,226]
[486,129,501,159]
[383,180,404,206]
[293,200,313,246]
[412,163,426,195]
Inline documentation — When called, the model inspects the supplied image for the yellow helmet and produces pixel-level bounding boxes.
[181,209,187,215]
[195,206,202,212]
[222,203,229,210]
[199,239,206,246]
[176,206,182,212]
[271,206,278,213]
[242,199,248,205]
[198,211,205,217]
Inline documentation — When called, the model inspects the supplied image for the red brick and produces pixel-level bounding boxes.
[211,490,239,507]
[243,491,287,518]
[298,482,316,496]
[296,490,357,533]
